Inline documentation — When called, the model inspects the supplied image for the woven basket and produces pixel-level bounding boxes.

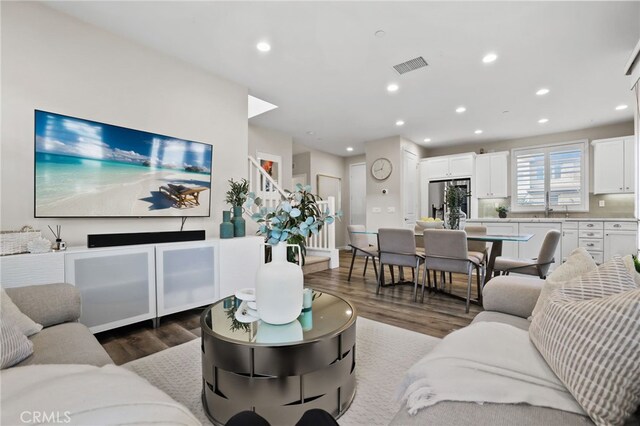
[0,226,42,256]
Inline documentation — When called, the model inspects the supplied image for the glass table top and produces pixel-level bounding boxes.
[352,230,533,242]
[202,290,356,346]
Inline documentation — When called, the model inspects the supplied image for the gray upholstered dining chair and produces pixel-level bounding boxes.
[464,225,488,269]
[376,228,425,301]
[493,229,561,279]
[422,229,483,313]
[347,225,378,281]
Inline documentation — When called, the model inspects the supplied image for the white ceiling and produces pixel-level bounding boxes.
[45,1,639,156]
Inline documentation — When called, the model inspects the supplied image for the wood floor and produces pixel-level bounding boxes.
[97,250,483,365]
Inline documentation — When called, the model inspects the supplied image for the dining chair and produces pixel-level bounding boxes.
[493,229,561,279]
[422,229,483,313]
[414,220,444,251]
[464,225,488,269]
[376,228,425,301]
[347,225,379,281]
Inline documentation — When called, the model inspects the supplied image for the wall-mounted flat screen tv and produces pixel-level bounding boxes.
[34,110,213,218]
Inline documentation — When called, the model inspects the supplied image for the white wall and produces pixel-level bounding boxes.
[248,124,293,190]
[1,2,248,246]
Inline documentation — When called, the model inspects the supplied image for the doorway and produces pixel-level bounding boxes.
[349,162,366,226]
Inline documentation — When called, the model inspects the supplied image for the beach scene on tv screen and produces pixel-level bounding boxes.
[35,111,213,217]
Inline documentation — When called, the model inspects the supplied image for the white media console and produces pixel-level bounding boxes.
[0,236,263,333]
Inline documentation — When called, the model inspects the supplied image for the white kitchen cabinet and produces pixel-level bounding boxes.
[518,222,563,272]
[604,221,638,261]
[578,221,604,264]
[481,222,519,258]
[156,240,216,317]
[65,246,156,333]
[475,152,508,198]
[624,137,635,193]
[561,221,578,263]
[592,136,635,194]
[424,153,474,180]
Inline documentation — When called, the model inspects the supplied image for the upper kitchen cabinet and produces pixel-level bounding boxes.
[475,152,508,198]
[424,153,474,180]
[592,136,635,194]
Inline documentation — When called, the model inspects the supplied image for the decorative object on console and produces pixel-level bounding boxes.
[26,237,52,254]
[495,205,509,219]
[219,210,234,239]
[445,186,468,230]
[245,184,339,324]
[0,226,41,256]
[225,178,249,237]
[48,225,66,251]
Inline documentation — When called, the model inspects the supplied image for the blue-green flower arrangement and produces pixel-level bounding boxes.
[245,184,341,263]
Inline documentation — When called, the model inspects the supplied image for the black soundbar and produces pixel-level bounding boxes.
[87,230,206,248]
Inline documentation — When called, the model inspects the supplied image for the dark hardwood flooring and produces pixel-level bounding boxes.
[97,250,483,365]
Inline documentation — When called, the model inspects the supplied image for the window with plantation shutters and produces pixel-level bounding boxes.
[512,141,588,212]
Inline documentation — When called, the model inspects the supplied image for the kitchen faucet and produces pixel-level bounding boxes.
[544,191,553,218]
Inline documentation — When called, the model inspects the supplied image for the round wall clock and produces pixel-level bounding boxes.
[371,158,393,181]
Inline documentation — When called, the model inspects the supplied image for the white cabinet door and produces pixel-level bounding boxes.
[475,155,492,198]
[64,246,156,333]
[593,139,624,194]
[482,222,519,258]
[425,158,449,180]
[449,154,474,177]
[604,231,638,262]
[518,223,562,272]
[155,241,216,317]
[561,229,579,263]
[1,252,65,288]
[490,154,509,198]
[624,137,635,193]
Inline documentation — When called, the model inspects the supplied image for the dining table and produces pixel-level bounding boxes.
[353,229,534,288]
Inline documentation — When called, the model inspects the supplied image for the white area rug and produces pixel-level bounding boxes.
[124,317,440,425]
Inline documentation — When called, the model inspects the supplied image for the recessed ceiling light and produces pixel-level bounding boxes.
[375,30,386,38]
[395,120,405,126]
[306,131,314,135]
[423,138,431,143]
[386,83,399,93]
[536,88,550,96]
[346,147,354,152]
[456,106,466,113]
[256,41,271,52]
[474,129,483,135]
[482,53,498,63]
[538,118,549,124]
[615,104,628,111]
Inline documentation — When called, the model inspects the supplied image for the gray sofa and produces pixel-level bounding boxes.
[391,275,594,426]
[5,283,113,367]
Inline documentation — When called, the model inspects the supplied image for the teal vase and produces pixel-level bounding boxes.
[231,206,245,237]
[220,210,234,239]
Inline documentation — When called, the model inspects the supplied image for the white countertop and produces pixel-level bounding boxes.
[469,217,637,223]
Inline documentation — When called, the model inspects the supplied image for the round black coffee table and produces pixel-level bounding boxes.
[201,289,357,425]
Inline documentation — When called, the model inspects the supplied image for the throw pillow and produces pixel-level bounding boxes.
[622,255,640,287]
[531,247,597,318]
[530,286,640,426]
[0,315,34,369]
[0,289,42,336]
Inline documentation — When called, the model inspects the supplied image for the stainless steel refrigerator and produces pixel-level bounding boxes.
[427,178,471,220]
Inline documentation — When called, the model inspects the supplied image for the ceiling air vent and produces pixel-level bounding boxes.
[393,56,428,75]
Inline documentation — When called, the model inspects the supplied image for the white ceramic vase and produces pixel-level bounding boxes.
[256,243,304,325]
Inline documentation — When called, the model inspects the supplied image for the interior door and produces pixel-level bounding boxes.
[403,150,418,228]
[349,163,366,226]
